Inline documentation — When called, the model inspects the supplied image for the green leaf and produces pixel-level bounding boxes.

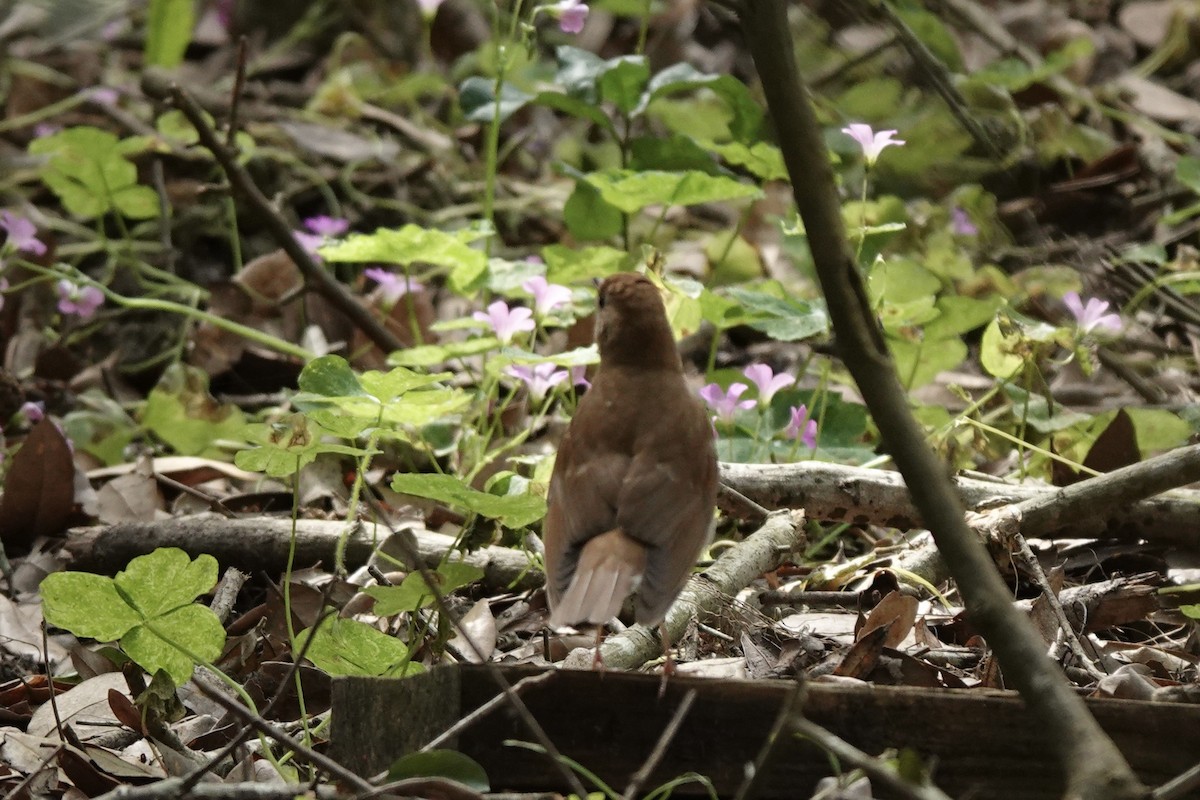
[724,286,829,341]
[296,617,419,677]
[703,140,787,181]
[597,58,650,114]
[367,562,485,616]
[41,573,142,641]
[145,0,194,67]
[1178,156,1200,196]
[530,91,613,132]
[459,77,532,123]
[890,334,967,389]
[390,473,546,528]
[1125,408,1192,454]
[115,548,218,618]
[122,605,225,686]
[542,244,631,283]
[320,224,490,293]
[388,338,501,368]
[235,416,374,478]
[29,126,158,220]
[299,355,369,398]
[581,169,761,214]
[643,63,763,141]
[629,135,720,174]
[388,750,490,791]
[979,317,1025,379]
[142,364,247,458]
[563,180,624,240]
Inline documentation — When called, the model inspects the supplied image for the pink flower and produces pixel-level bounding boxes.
[785,404,817,449]
[699,382,755,424]
[19,401,44,423]
[522,275,573,316]
[951,207,978,236]
[364,268,423,304]
[505,363,568,403]
[1,211,47,256]
[294,216,349,256]
[56,279,104,319]
[304,216,350,237]
[1063,292,1121,335]
[86,87,119,106]
[742,364,795,407]
[473,300,535,344]
[569,364,591,390]
[841,123,904,166]
[550,0,589,33]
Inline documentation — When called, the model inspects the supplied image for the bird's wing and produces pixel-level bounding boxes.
[616,404,717,623]
[544,423,627,599]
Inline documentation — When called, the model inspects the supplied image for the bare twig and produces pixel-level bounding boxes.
[416,671,555,754]
[620,689,698,800]
[733,680,805,800]
[732,0,1144,796]
[790,715,954,800]
[139,70,404,356]
[195,674,374,793]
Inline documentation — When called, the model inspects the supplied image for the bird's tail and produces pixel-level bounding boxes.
[548,528,648,628]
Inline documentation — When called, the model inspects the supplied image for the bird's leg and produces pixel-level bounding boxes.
[592,624,607,672]
[657,623,674,698]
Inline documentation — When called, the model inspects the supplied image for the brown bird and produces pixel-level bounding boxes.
[543,272,718,659]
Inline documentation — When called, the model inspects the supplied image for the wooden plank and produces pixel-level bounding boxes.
[331,665,1200,798]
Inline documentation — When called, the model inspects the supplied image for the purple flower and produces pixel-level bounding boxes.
[522,275,573,316]
[1,211,47,256]
[473,300,535,344]
[549,0,589,33]
[742,364,795,407]
[34,123,61,138]
[699,382,755,424]
[364,268,423,304]
[19,401,44,424]
[841,123,905,166]
[56,279,104,319]
[570,364,591,390]
[304,216,350,237]
[1063,292,1121,335]
[294,216,349,256]
[785,405,817,449]
[951,207,978,236]
[505,363,568,403]
[85,87,119,106]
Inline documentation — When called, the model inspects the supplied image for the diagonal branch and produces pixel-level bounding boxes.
[732,1,1145,797]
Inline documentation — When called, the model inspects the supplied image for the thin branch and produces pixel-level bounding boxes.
[731,0,1144,796]
[139,70,404,356]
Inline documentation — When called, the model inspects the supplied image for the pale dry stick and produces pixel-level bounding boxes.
[195,674,374,793]
[363,497,591,800]
[619,688,698,800]
[1010,532,1107,682]
[94,779,339,800]
[591,511,804,670]
[789,716,954,800]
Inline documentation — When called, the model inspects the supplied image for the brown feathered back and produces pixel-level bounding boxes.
[544,273,718,628]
